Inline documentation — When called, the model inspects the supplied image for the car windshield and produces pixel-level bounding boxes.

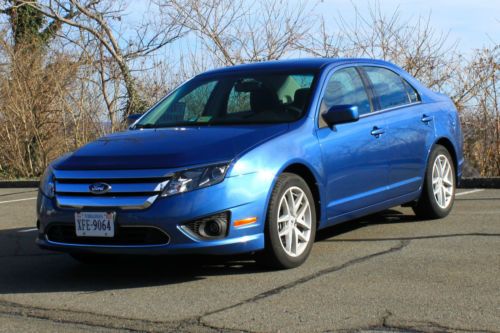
[134,72,316,128]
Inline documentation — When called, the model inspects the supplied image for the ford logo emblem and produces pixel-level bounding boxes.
[89,182,111,195]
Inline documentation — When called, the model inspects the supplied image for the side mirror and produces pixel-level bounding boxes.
[322,105,359,126]
[127,113,143,127]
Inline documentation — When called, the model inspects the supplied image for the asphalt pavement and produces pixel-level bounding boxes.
[0,188,498,333]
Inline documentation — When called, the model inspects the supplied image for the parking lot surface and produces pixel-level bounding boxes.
[0,188,498,333]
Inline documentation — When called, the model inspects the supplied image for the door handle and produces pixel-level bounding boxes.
[371,127,385,138]
[421,114,433,124]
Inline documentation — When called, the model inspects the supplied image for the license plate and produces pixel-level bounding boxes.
[75,212,115,237]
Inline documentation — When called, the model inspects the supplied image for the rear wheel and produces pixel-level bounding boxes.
[413,145,456,219]
[257,173,316,269]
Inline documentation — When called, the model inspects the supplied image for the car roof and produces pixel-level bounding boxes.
[197,58,399,76]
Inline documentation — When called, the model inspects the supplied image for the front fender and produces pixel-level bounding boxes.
[227,123,327,228]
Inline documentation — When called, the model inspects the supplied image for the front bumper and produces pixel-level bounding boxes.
[36,172,272,255]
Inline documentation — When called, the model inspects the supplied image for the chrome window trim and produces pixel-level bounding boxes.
[359,101,423,119]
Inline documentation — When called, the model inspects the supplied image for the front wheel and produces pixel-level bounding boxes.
[257,173,317,269]
[413,145,456,219]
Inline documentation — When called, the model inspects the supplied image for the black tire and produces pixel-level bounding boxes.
[257,173,317,269]
[413,145,456,219]
[70,253,117,265]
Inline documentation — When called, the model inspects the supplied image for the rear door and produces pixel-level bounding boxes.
[360,66,435,197]
[317,67,392,221]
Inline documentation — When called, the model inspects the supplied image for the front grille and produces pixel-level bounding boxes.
[52,169,171,210]
[56,178,168,184]
[46,224,170,246]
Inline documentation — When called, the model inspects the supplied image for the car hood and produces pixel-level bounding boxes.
[54,124,289,170]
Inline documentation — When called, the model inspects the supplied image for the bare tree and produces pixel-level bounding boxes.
[457,45,500,176]
[0,0,498,179]
[298,2,459,92]
[158,0,314,66]
[23,0,185,118]
[0,38,87,177]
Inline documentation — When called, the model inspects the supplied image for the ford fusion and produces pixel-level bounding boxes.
[37,59,463,268]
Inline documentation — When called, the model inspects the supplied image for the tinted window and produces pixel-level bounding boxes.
[135,73,316,128]
[402,79,420,103]
[178,81,217,120]
[227,87,251,114]
[363,67,410,110]
[226,75,313,114]
[322,67,371,115]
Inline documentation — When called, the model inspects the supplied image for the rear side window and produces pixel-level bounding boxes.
[322,67,371,115]
[402,80,420,103]
[227,87,251,114]
[363,67,411,110]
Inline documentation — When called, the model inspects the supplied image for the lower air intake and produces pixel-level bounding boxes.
[46,224,169,246]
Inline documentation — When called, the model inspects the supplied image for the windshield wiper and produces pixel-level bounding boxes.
[134,123,159,129]
[134,121,283,129]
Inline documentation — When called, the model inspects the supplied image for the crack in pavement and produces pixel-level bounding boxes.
[375,321,500,333]
[0,241,410,333]
[1,235,497,333]
[0,299,179,333]
[198,240,411,321]
[330,310,500,333]
[0,312,139,333]
[372,309,500,333]
[0,297,250,333]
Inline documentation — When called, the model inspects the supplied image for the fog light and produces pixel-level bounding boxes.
[181,212,229,240]
[202,220,223,237]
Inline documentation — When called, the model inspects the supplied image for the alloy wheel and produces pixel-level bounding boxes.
[432,154,454,209]
[276,186,312,257]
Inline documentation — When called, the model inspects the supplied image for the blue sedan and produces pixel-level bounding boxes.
[37,58,463,268]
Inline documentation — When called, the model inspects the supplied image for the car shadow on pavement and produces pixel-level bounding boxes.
[0,227,271,294]
[316,208,420,241]
[0,208,416,295]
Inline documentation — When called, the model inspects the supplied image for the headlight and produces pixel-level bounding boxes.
[40,166,55,198]
[161,163,229,197]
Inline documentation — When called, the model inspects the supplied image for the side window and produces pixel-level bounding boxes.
[322,67,371,116]
[227,87,251,114]
[363,67,410,110]
[402,79,420,103]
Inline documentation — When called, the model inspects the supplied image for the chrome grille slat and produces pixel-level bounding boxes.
[55,181,168,194]
[53,169,171,210]
[53,169,173,179]
[56,195,158,210]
